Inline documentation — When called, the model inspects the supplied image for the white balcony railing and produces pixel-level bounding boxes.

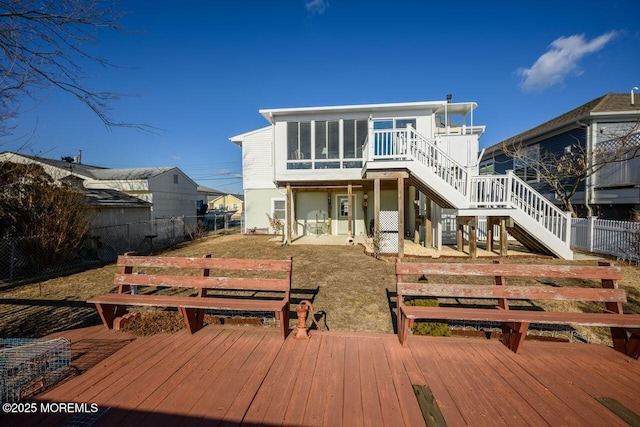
[366,126,469,197]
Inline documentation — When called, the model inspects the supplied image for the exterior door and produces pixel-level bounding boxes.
[335,195,356,235]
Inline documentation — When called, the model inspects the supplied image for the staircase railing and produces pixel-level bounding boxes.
[470,172,571,244]
[368,125,469,196]
[364,125,571,248]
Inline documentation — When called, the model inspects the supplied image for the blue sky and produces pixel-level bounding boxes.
[5,0,639,194]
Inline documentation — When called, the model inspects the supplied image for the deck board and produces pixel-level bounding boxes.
[99,328,233,426]
[513,344,628,426]
[241,332,306,425]
[341,337,364,427]
[357,336,385,427]
[282,336,322,426]
[322,335,345,427]
[466,340,551,425]
[4,325,640,426]
[381,338,426,427]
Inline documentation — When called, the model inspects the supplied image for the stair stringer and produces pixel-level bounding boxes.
[405,158,470,210]
[507,209,574,260]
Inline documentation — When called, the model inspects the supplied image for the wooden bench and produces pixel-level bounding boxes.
[88,254,292,339]
[396,260,640,357]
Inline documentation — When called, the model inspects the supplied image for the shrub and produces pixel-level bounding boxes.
[404,298,451,337]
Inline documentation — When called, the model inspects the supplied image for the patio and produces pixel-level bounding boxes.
[5,324,640,426]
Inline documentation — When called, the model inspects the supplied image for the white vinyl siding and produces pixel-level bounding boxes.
[241,127,276,190]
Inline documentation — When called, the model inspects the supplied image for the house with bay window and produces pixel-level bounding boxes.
[231,99,574,259]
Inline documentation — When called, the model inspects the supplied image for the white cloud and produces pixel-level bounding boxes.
[518,31,619,92]
[305,0,329,15]
[218,169,230,176]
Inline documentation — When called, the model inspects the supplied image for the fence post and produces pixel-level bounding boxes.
[564,211,572,248]
[126,223,131,252]
[587,216,596,253]
[9,239,15,282]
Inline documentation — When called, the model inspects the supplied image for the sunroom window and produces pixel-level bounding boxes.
[287,122,312,169]
[342,120,367,168]
[314,120,341,169]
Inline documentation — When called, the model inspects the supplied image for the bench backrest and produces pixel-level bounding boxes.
[396,260,626,307]
[396,261,622,281]
[115,255,292,297]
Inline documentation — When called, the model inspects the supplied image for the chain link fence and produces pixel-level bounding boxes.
[1,215,241,284]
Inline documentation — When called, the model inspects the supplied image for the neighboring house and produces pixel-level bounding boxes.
[208,193,244,220]
[197,185,225,213]
[480,92,640,220]
[83,188,152,228]
[0,152,198,224]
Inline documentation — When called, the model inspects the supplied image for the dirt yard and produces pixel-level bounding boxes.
[1,233,639,345]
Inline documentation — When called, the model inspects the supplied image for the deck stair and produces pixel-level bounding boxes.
[364,126,573,259]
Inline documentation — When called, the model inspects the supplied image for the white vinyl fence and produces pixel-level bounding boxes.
[443,214,640,262]
[571,217,640,263]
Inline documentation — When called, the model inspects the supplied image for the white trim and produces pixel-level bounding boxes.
[229,125,271,145]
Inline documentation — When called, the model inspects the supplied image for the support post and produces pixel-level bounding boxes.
[292,190,298,236]
[500,217,508,256]
[327,192,332,234]
[424,198,432,248]
[457,216,477,258]
[347,182,353,237]
[413,190,420,245]
[487,216,495,253]
[398,176,405,258]
[374,178,381,255]
[469,221,477,259]
[286,183,292,245]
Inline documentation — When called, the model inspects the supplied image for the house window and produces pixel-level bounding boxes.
[514,144,539,182]
[173,174,179,184]
[341,119,367,168]
[287,122,312,169]
[343,120,367,159]
[479,161,494,175]
[314,120,340,169]
[217,203,224,210]
[271,198,286,232]
[395,118,417,129]
[232,204,238,210]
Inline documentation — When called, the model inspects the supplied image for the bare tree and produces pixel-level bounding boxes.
[0,0,142,136]
[502,122,640,217]
[0,161,93,268]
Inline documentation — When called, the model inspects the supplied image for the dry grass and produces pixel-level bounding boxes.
[1,233,639,345]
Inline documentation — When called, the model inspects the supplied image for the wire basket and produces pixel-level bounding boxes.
[1,337,71,403]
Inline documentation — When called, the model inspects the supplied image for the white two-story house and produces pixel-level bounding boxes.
[232,99,574,259]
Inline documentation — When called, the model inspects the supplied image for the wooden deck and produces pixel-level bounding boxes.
[3,325,640,426]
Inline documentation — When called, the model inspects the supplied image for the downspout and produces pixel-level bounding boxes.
[575,120,592,216]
